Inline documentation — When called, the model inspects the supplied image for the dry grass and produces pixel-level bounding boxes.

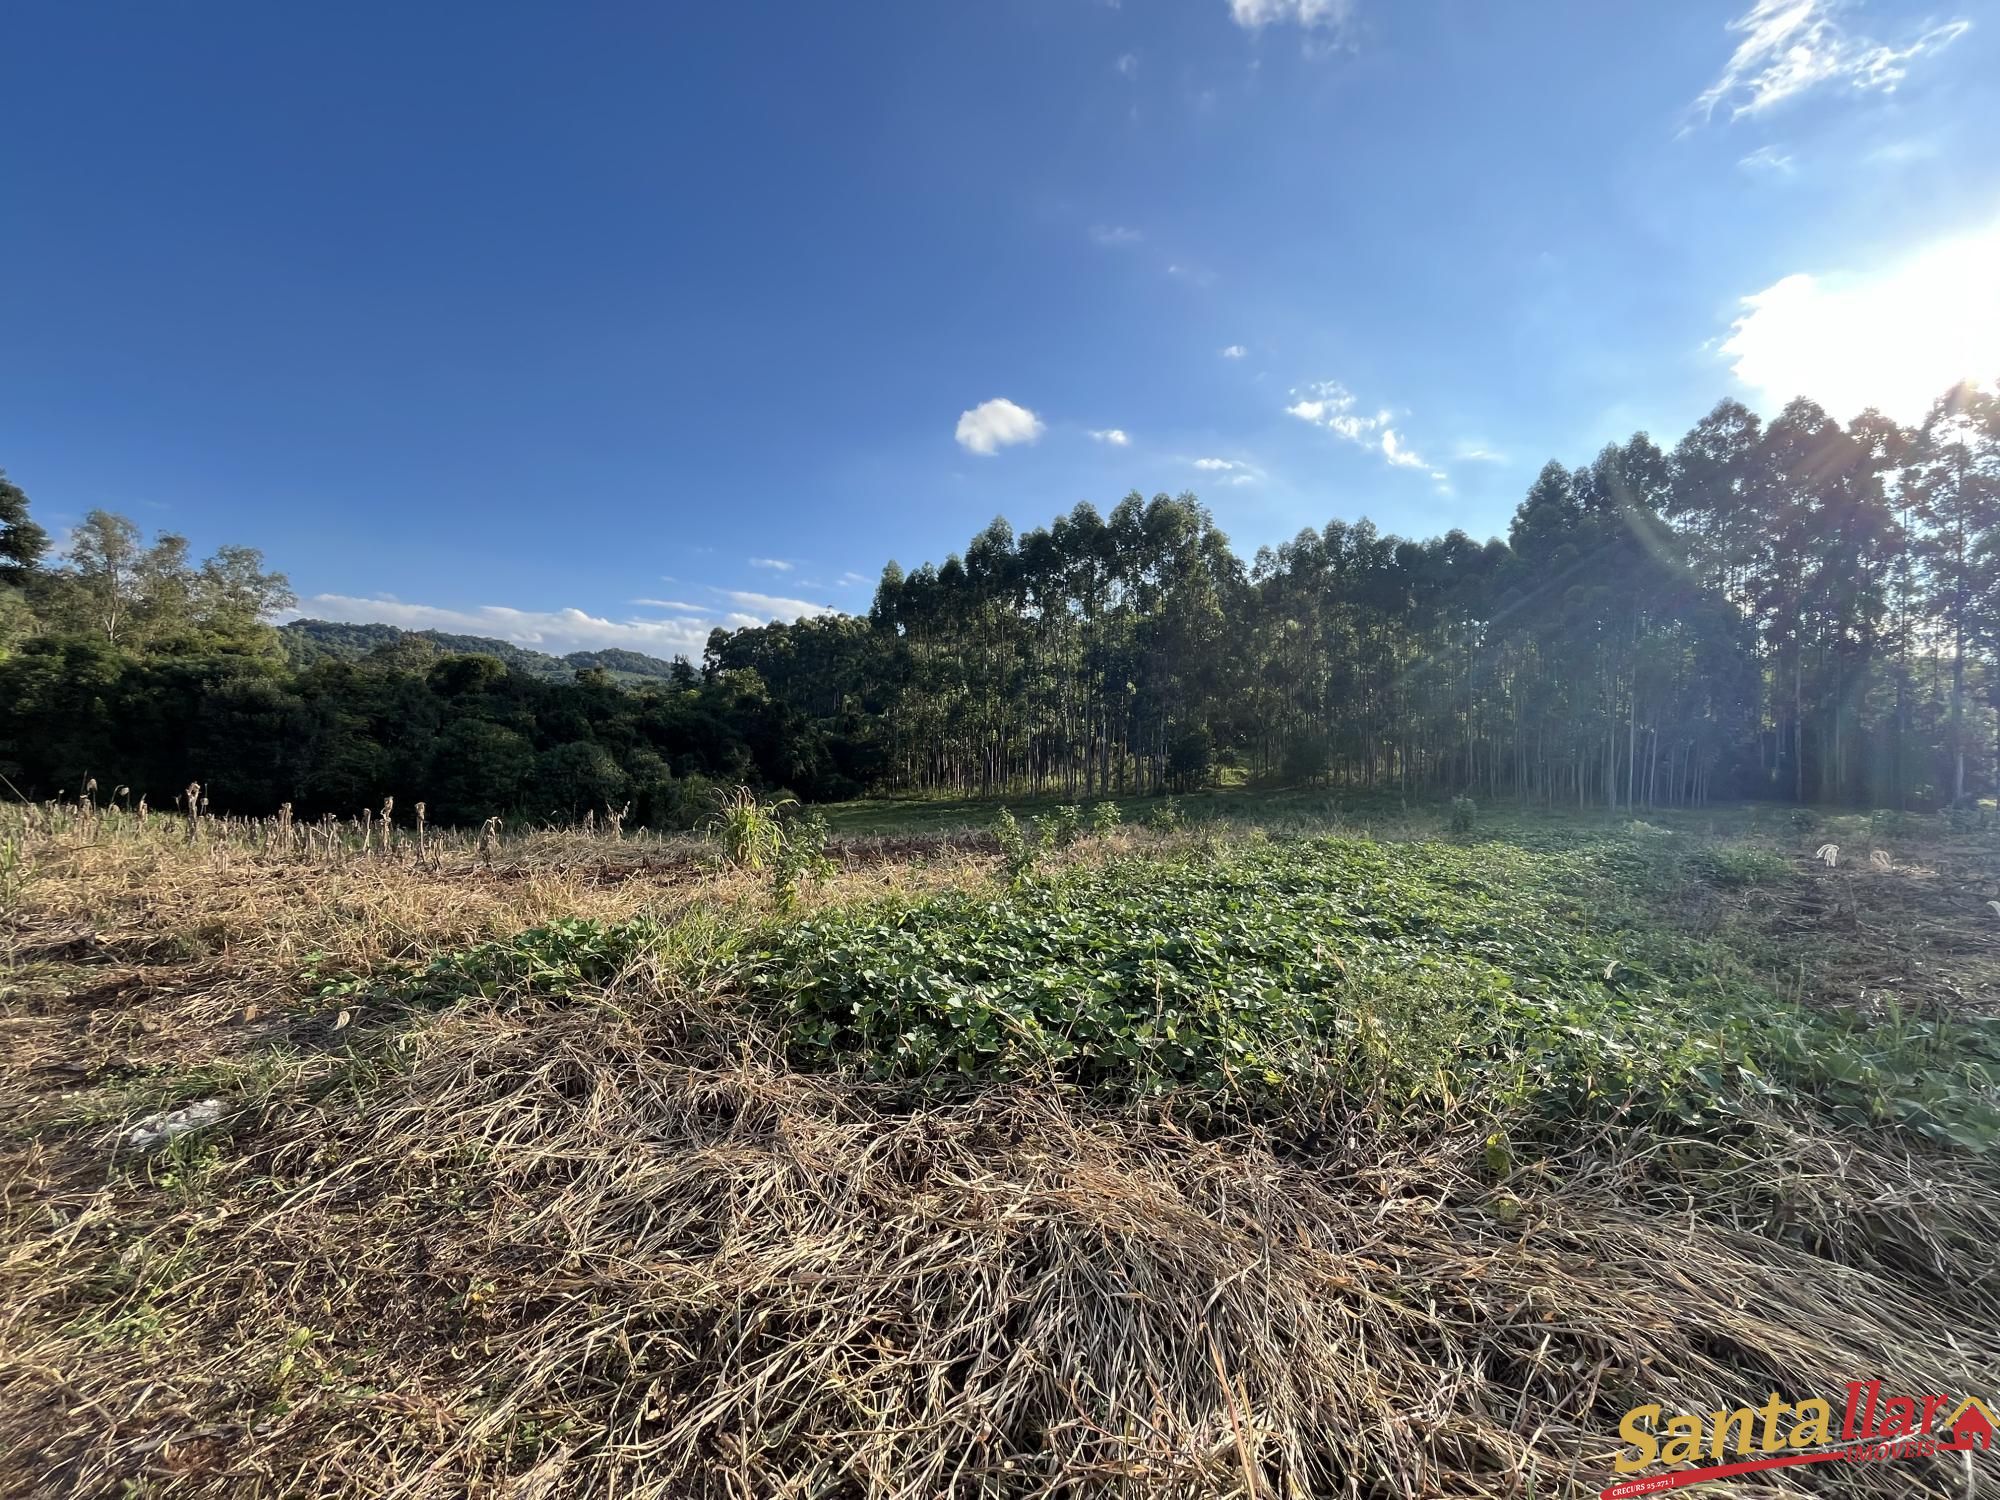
[3,804,1998,1498]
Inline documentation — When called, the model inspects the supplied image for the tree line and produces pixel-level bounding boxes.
[0,498,866,824]
[2,378,1996,824]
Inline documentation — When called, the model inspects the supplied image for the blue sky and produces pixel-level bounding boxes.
[4,0,1996,658]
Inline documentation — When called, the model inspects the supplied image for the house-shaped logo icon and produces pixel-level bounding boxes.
[1941,1397,1996,1452]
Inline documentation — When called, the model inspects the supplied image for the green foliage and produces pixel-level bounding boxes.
[768,831,2000,1148]
[1692,842,1791,887]
[323,916,675,1011]
[1145,795,1182,832]
[992,806,1035,881]
[712,786,793,870]
[1087,800,1121,834]
[1449,796,1476,835]
[1167,726,1215,790]
[771,810,834,912]
[1028,804,1082,857]
[0,468,48,585]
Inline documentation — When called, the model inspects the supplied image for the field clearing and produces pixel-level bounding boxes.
[3,795,1999,1498]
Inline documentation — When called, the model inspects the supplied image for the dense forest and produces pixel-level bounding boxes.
[2,382,1996,824]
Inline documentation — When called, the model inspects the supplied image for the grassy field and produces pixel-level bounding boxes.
[2,793,1998,1497]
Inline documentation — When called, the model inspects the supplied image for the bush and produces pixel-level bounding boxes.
[1693,843,1790,888]
[993,807,1034,880]
[1449,796,1476,835]
[772,810,833,912]
[1088,800,1121,834]
[711,785,792,869]
[1145,795,1182,831]
[1035,804,1082,851]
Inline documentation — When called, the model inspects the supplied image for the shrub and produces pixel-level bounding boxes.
[771,810,834,913]
[711,785,792,870]
[1449,796,1476,835]
[993,807,1034,880]
[1042,804,1082,849]
[1693,843,1790,888]
[1087,800,1121,834]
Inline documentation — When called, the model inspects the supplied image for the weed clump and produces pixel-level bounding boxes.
[711,785,792,870]
[1694,842,1791,887]
[770,809,833,912]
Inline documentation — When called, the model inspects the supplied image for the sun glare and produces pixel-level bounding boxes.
[1723,219,2000,423]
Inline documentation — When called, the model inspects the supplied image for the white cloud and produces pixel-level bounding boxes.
[1720,219,2000,423]
[723,589,840,619]
[1690,0,1969,124]
[1114,52,1138,77]
[1187,456,1262,485]
[748,557,794,572]
[1220,344,1248,359]
[1087,427,1131,446]
[1228,0,1354,31]
[304,595,717,658]
[1379,429,1434,471]
[1454,444,1507,464]
[1287,380,1446,481]
[1738,144,1796,173]
[1864,136,1941,166]
[1089,224,1143,247]
[955,398,1045,456]
[300,581,846,659]
[837,571,871,587]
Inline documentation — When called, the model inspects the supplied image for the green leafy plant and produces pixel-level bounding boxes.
[1693,843,1790,888]
[771,810,834,913]
[1087,801,1121,834]
[1449,796,1476,835]
[711,785,793,870]
[993,806,1036,881]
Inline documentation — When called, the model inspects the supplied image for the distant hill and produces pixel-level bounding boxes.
[278,619,690,686]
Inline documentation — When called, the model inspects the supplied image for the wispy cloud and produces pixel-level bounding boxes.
[1219,344,1247,359]
[1286,380,1447,483]
[1738,144,1796,174]
[1454,444,1507,464]
[837,571,871,588]
[748,557,794,572]
[1188,456,1262,486]
[301,577,848,658]
[1689,0,1969,124]
[1227,0,1354,34]
[1087,427,1131,446]
[1113,52,1138,77]
[955,397,1045,456]
[722,589,840,619]
[1089,224,1144,247]
[1719,218,2000,423]
[304,595,718,658]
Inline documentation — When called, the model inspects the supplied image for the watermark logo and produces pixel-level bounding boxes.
[1602,1381,1993,1497]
